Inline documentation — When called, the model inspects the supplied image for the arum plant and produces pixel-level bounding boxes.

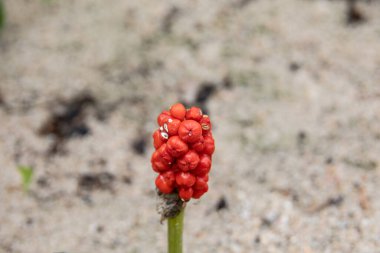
[152,103,215,253]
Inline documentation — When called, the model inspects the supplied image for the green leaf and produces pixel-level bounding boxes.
[17,166,34,192]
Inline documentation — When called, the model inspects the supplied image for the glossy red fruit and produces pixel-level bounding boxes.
[192,188,207,199]
[162,170,176,185]
[200,115,212,134]
[177,150,200,171]
[164,118,181,136]
[151,149,171,172]
[151,150,160,163]
[193,177,208,191]
[176,172,196,187]
[199,173,209,182]
[166,136,189,157]
[157,110,171,126]
[193,154,211,176]
[185,107,203,121]
[179,187,193,201]
[178,120,202,143]
[152,159,170,172]
[155,171,175,194]
[157,144,173,163]
[191,135,204,153]
[203,135,215,156]
[170,103,186,121]
[153,130,165,149]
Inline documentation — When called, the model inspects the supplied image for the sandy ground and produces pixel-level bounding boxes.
[1,0,380,252]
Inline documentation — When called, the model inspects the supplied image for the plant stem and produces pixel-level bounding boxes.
[168,206,184,253]
[0,0,4,30]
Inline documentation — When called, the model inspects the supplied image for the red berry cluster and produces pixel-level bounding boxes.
[151,103,215,201]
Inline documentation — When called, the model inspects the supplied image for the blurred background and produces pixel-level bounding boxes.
[1,0,380,252]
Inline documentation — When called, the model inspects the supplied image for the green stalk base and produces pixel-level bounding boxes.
[168,206,184,253]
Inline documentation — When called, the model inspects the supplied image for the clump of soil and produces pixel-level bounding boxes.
[39,93,96,154]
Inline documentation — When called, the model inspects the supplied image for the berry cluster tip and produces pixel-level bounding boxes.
[151,103,215,201]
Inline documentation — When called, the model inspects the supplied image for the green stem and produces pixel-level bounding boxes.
[168,206,184,253]
[0,0,4,30]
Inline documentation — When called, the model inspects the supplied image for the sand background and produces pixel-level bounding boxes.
[1,0,380,252]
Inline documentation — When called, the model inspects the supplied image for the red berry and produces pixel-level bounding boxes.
[166,136,189,158]
[151,150,160,163]
[199,115,211,134]
[157,110,171,126]
[176,172,196,187]
[203,135,215,156]
[152,159,170,172]
[191,135,204,153]
[153,130,165,149]
[193,177,208,191]
[178,120,202,143]
[199,173,209,182]
[193,154,211,176]
[192,188,207,199]
[157,144,173,163]
[177,150,200,171]
[151,148,171,172]
[162,170,176,185]
[179,187,193,201]
[164,118,181,136]
[155,172,175,194]
[185,107,203,121]
[170,103,186,121]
